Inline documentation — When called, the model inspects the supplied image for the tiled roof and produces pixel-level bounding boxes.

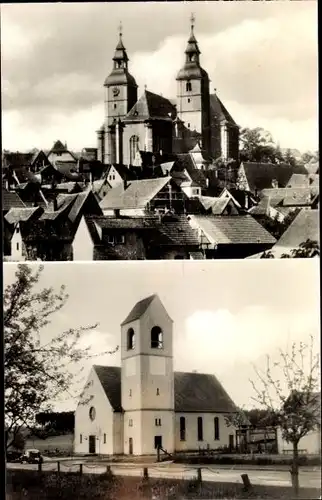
[3,152,35,168]
[212,198,231,215]
[270,209,319,257]
[90,215,157,231]
[56,191,102,224]
[94,365,237,413]
[2,189,25,211]
[210,94,238,126]
[192,215,276,245]
[199,196,219,211]
[158,214,199,246]
[5,206,43,225]
[121,295,157,326]
[54,161,82,181]
[241,162,308,192]
[124,90,176,122]
[260,187,313,207]
[174,154,208,189]
[286,174,309,188]
[100,177,171,210]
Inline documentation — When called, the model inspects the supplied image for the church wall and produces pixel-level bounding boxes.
[174,412,236,452]
[113,413,124,454]
[74,368,118,455]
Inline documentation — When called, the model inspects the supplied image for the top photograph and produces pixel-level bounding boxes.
[1,1,319,261]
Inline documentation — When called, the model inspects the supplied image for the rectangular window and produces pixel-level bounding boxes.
[129,419,133,427]
[116,234,125,244]
[80,434,82,444]
[187,123,190,128]
[114,104,117,109]
[108,235,114,244]
[197,416,203,441]
[16,242,19,251]
[16,226,20,233]
[129,389,132,397]
[188,98,191,103]
[180,417,186,441]
[214,417,220,440]
[103,433,106,444]
[155,418,161,427]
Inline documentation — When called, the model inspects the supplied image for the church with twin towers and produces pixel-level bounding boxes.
[96,17,239,167]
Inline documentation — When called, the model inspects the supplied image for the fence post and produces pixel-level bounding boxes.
[57,461,60,475]
[38,462,42,474]
[143,467,149,480]
[241,473,252,491]
[80,463,83,476]
[197,468,202,484]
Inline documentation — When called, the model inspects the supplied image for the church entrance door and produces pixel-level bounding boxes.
[154,435,162,450]
[129,437,133,455]
[89,435,96,454]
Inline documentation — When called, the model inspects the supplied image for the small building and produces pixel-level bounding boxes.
[74,294,238,456]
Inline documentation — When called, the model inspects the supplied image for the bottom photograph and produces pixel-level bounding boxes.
[4,260,321,500]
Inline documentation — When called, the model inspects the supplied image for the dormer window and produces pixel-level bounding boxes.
[127,328,135,350]
[186,81,192,92]
[151,326,163,349]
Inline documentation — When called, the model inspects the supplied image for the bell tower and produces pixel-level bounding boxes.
[102,23,138,163]
[121,295,175,456]
[176,14,211,154]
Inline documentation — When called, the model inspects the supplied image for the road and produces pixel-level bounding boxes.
[6,461,321,489]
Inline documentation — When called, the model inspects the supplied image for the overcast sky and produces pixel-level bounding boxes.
[4,260,320,412]
[1,1,318,153]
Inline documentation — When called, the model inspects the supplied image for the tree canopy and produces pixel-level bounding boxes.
[4,264,117,450]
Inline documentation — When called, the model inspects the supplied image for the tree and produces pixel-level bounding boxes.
[282,149,297,167]
[250,336,320,496]
[262,239,320,259]
[239,127,283,164]
[4,264,117,451]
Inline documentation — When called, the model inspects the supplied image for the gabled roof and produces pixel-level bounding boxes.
[210,94,238,127]
[93,365,237,413]
[240,162,308,193]
[286,173,309,188]
[2,189,25,211]
[49,140,67,154]
[192,215,276,245]
[106,164,137,181]
[5,206,43,225]
[54,161,82,181]
[174,154,208,189]
[99,177,171,210]
[56,190,102,224]
[158,214,199,246]
[121,294,157,326]
[270,209,319,257]
[260,187,313,207]
[124,90,176,122]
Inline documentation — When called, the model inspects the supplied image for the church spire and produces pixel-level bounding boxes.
[176,14,206,81]
[113,21,128,67]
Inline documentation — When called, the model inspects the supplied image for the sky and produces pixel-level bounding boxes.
[1,1,318,154]
[3,260,320,412]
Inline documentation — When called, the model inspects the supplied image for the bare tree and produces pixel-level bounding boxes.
[250,336,320,496]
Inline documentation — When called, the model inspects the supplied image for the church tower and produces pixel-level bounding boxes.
[176,15,211,155]
[120,295,175,456]
[102,24,138,163]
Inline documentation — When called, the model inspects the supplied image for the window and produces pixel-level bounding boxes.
[103,433,106,444]
[156,388,160,396]
[129,419,133,427]
[129,389,132,397]
[187,98,191,103]
[214,417,220,440]
[80,434,82,444]
[151,326,163,349]
[108,235,115,244]
[187,123,190,128]
[197,417,203,441]
[114,104,117,109]
[89,407,96,421]
[16,242,19,251]
[127,328,135,350]
[192,188,200,196]
[129,135,140,164]
[116,234,125,244]
[155,418,161,426]
[180,417,186,441]
[186,81,192,92]
[16,226,20,233]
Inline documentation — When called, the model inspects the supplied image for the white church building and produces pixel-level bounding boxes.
[74,294,238,456]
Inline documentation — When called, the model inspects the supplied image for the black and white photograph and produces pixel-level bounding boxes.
[4,260,321,499]
[1,1,319,261]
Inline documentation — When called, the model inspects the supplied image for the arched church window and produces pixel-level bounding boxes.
[186,81,192,92]
[129,135,140,165]
[151,326,163,349]
[127,328,135,350]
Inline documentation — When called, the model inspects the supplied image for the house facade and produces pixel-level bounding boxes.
[74,295,237,455]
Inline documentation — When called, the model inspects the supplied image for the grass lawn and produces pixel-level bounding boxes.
[6,470,320,499]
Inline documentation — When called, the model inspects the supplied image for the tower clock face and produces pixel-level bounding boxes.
[113,87,120,97]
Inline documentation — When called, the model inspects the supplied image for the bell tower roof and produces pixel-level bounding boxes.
[176,14,208,81]
[104,23,137,87]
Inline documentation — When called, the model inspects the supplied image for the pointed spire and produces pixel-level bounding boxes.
[104,23,137,88]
